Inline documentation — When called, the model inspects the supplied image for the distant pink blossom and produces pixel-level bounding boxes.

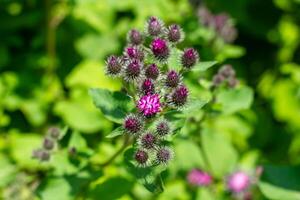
[187,169,212,186]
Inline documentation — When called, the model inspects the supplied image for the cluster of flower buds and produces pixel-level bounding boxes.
[32,127,60,162]
[197,6,237,43]
[105,16,200,167]
[187,169,257,199]
[212,64,239,88]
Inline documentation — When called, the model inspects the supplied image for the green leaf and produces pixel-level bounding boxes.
[172,140,205,170]
[216,86,254,114]
[168,48,183,71]
[124,148,165,194]
[38,178,73,200]
[192,61,218,72]
[259,165,300,200]
[196,188,215,200]
[89,88,133,124]
[68,131,88,151]
[201,128,238,178]
[182,98,209,116]
[88,177,134,200]
[106,126,123,138]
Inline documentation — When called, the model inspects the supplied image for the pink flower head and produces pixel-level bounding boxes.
[187,169,212,186]
[137,94,161,116]
[227,171,251,193]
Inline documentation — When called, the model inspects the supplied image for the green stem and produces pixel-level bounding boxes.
[100,134,131,167]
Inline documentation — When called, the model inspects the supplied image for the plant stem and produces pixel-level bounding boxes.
[100,134,131,167]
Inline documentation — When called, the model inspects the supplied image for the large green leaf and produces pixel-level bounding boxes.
[201,128,238,178]
[88,176,134,200]
[259,165,300,200]
[89,88,133,124]
[216,86,254,114]
[192,61,218,72]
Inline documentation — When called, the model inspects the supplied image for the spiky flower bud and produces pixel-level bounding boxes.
[124,59,142,82]
[181,48,199,69]
[167,24,184,43]
[145,64,159,80]
[219,64,235,78]
[48,127,60,140]
[156,119,171,137]
[40,150,50,161]
[147,16,163,36]
[124,114,143,135]
[125,46,144,61]
[137,94,161,117]
[105,55,122,76]
[141,79,155,95]
[187,169,212,186]
[156,147,173,164]
[151,38,169,61]
[135,149,149,166]
[43,138,54,150]
[212,74,225,86]
[227,171,251,193]
[165,70,180,88]
[171,85,189,107]
[139,132,157,149]
[228,77,238,88]
[127,29,143,45]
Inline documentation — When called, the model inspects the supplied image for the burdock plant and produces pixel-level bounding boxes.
[90,16,217,193]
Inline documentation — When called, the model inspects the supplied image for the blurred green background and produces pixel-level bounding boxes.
[0,0,300,199]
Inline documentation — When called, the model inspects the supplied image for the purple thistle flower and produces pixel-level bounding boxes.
[48,126,60,140]
[156,147,173,164]
[227,171,251,193]
[124,114,143,135]
[181,48,199,69]
[219,64,235,78]
[125,46,144,61]
[141,78,155,95]
[105,55,122,76]
[139,132,157,149]
[167,24,184,43]
[171,85,189,107]
[212,74,225,86]
[137,94,161,117]
[127,29,143,45]
[135,149,149,166]
[165,70,181,88]
[187,169,212,186]
[147,16,164,36]
[151,38,169,61]
[124,59,142,82]
[145,64,160,80]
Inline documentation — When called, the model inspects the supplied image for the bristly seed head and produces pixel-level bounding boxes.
[48,126,60,140]
[124,59,142,82]
[125,46,144,61]
[156,147,173,164]
[139,132,157,149]
[127,29,143,45]
[141,78,155,95]
[167,24,184,43]
[181,48,199,69]
[156,119,171,137]
[145,64,160,80]
[137,94,162,117]
[151,38,169,61]
[124,114,143,135]
[106,55,122,76]
[43,138,54,150]
[147,16,163,36]
[165,70,181,88]
[219,64,235,78]
[135,149,149,166]
[171,85,189,107]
